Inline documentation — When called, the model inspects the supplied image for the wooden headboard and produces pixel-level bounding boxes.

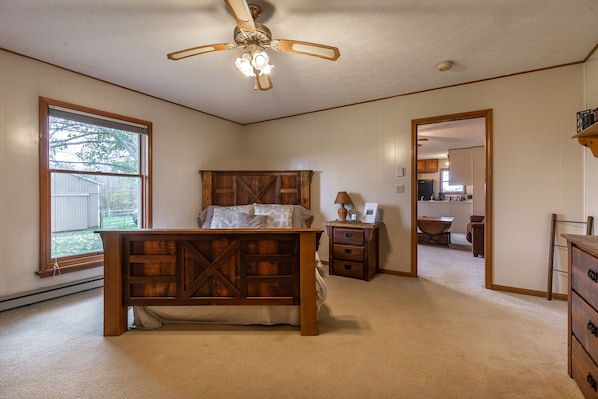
[200,170,314,210]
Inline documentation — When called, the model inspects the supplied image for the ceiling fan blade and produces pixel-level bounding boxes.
[167,43,237,60]
[255,72,272,91]
[224,0,256,32]
[271,39,340,61]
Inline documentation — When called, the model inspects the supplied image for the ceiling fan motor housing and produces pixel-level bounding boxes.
[234,23,272,48]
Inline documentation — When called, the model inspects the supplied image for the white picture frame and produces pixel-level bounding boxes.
[362,202,378,223]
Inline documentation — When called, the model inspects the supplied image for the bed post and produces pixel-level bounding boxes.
[300,170,313,209]
[101,232,128,336]
[299,231,318,336]
[200,171,213,208]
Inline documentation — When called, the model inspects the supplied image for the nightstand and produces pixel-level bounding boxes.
[324,221,383,281]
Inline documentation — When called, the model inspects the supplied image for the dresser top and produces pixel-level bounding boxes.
[563,234,598,257]
[324,220,383,229]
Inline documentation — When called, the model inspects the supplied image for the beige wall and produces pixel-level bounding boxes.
[1,48,595,300]
[0,50,243,297]
[244,64,587,295]
[584,51,598,225]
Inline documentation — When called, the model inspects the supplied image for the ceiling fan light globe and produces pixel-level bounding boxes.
[259,64,273,75]
[235,57,255,77]
[251,51,270,69]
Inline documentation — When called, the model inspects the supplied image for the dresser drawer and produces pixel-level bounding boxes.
[333,244,364,262]
[333,228,365,246]
[332,260,364,279]
[573,292,598,361]
[572,337,598,398]
[572,246,598,310]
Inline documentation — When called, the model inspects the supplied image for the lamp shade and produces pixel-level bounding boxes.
[334,191,352,205]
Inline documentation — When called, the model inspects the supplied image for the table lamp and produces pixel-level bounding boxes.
[334,191,352,221]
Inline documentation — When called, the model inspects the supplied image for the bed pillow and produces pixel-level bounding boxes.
[253,204,294,228]
[198,206,215,228]
[291,205,314,228]
[237,213,268,228]
[198,205,253,228]
[208,205,254,228]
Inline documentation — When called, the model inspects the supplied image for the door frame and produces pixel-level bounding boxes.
[411,109,493,288]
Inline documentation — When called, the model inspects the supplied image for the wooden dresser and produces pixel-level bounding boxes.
[324,221,383,281]
[565,234,598,398]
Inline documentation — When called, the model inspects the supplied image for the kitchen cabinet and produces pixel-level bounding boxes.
[417,159,438,173]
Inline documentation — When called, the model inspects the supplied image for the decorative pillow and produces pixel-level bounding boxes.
[253,204,294,228]
[209,205,254,228]
[237,213,268,228]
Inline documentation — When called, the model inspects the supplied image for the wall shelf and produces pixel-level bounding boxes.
[573,122,598,157]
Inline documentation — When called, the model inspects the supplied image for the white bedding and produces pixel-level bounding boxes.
[132,253,327,329]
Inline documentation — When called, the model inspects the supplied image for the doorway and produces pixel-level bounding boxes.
[411,110,493,288]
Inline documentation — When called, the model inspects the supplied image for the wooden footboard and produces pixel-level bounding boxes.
[99,229,321,336]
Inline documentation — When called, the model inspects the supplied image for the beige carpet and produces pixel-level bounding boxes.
[0,235,583,398]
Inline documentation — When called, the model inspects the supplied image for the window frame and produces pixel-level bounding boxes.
[38,97,152,277]
[440,168,464,194]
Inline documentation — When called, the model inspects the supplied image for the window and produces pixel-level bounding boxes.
[39,98,152,277]
[440,168,464,193]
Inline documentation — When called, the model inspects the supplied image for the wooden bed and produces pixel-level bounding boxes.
[99,170,322,336]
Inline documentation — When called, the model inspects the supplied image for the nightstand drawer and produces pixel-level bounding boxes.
[325,221,382,282]
[333,228,364,246]
[332,260,364,279]
[333,244,364,261]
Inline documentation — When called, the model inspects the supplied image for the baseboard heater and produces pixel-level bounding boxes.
[0,277,104,312]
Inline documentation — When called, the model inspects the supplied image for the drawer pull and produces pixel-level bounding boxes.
[588,373,598,392]
[588,269,598,283]
[344,249,353,254]
[344,232,353,238]
[588,321,598,337]
[344,264,352,270]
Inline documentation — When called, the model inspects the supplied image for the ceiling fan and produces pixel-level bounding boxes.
[166,0,340,91]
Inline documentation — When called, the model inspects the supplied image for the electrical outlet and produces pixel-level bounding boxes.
[395,184,405,193]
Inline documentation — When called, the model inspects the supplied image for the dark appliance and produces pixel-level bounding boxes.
[418,179,434,201]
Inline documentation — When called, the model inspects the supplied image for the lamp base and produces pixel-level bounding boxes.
[337,205,348,222]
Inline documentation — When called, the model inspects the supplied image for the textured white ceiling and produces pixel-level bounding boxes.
[0,0,597,125]
[417,118,486,159]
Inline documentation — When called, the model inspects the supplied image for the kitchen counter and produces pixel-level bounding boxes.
[418,200,473,204]
[417,200,473,234]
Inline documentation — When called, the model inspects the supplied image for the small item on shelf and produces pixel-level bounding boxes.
[348,209,359,221]
[577,109,597,132]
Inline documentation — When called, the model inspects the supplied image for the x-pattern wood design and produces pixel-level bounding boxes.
[180,240,241,299]
[236,176,277,203]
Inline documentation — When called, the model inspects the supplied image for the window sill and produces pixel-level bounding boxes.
[38,254,103,278]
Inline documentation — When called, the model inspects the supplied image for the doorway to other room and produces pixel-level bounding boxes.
[411,110,493,289]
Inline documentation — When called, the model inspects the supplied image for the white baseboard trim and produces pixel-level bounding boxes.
[0,277,104,312]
